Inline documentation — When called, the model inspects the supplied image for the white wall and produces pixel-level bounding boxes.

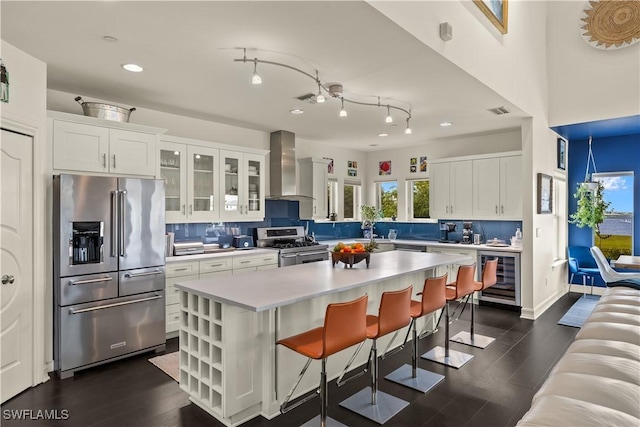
[547,1,640,125]
[0,40,49,385]
[364,129,522,210]
[48,89,270,151]
[370,1,565,318]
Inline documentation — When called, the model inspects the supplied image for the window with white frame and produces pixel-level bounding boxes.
[376,181,398,219]
[407,179,430,219]
[327,179,338,218]
[593,172,634,259]
[343,180,361,220]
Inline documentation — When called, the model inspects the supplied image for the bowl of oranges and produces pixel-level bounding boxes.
[331,241,374,268]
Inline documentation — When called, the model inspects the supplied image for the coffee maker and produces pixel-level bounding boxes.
[439,222,458,243]
[461,221,473,244]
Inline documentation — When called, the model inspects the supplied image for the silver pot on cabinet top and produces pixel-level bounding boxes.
[75,96,136,122]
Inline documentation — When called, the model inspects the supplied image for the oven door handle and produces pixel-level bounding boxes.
[298,251,330,257]
[280,254,299,259]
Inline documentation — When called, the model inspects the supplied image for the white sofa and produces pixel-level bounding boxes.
[517,286,640,427]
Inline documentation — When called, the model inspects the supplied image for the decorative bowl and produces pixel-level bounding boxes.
[331,251,371,268]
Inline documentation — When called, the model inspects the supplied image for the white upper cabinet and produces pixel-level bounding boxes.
[159,139,222,223]
[220,150,266,221]
[429,160,472,219]
[298,157,330,220]
[50,112,161,177]
[473,155,522,219]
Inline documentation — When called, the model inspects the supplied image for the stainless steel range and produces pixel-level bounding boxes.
[256,226,329,267]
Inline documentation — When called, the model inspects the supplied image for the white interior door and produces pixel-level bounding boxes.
[1,128,34,403]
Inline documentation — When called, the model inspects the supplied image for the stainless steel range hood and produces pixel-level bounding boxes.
[267,130,313,200]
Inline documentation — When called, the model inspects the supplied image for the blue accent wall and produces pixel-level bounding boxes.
[567,133,640,285]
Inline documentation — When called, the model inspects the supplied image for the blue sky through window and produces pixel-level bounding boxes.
[596,175,634,213]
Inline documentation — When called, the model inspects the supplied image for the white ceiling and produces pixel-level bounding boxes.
[1,1,525,151]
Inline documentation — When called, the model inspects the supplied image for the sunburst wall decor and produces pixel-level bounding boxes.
[581,0,640,49]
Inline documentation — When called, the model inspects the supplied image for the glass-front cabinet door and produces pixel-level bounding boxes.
[220,150,265,221]
[243,152,265,220]
[221,150,243,220]
[187,146,219,222]
[159,141,188,223]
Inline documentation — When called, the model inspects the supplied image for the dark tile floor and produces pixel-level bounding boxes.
[1,293,581,427]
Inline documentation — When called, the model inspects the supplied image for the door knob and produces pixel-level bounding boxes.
[1,274,15,285]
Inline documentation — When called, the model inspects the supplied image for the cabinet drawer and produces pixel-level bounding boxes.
[166,261,199,278]
[232,253,278,269]
[200,270,233,280]
[166,304,181,333]
[166,274,198,305]
[199,257,233,274]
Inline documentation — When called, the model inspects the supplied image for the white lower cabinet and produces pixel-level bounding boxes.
[427,247,477,281]
[166,252,278,335]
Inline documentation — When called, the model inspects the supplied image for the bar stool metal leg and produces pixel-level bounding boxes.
[422,301,474,369]
[385,318,444,393]
[301,358,347,427]
[339,339,409,424]
[450,293,496,349]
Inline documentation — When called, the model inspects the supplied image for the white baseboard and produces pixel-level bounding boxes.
[521,286,567,320]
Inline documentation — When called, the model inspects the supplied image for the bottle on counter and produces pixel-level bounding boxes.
[515,227,522,240]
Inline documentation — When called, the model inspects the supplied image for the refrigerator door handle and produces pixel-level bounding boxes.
[111,190,118,258]
[123,269,163,279]
[119,190,127,257]
[69,294,162,314]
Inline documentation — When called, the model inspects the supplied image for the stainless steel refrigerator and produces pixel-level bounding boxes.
[53,174,166,378]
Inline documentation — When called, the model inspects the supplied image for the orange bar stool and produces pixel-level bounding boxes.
[422,264,476,368]
[339,286,412,424]
[451,258,498,348]
[386,274,447,393]
[277,294,368,427]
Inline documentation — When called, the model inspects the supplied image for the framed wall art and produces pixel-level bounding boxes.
[557,138,567,170]
[419,156,428,173]
[379,160,391,175]
[474,0,508,34]
[537,173,553,214]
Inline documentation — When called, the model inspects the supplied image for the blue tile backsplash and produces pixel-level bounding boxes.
[167,200,522,245]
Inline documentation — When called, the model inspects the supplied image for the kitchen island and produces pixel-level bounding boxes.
[174,250,467,426]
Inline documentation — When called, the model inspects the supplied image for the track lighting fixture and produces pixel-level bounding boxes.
[235,48,413,134]
[251,58,262,85]
[339,97,347,117]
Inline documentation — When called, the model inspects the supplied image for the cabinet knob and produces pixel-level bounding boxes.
[1,274,15,285]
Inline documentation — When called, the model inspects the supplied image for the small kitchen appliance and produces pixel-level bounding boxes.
[256,226,329,267]
[461,221,473,244]
[232,235,254,249]
[439,222,459,243]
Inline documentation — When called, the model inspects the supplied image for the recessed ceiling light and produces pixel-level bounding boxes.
[369,144,379,147]
[122,63,143,73]
[440,121,453,127]
[103,36,118,43]
[378,133,389,137]
[289,109,304,115]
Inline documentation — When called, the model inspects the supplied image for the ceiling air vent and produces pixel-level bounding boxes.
[296,93,317,104]
[488,106,510,115]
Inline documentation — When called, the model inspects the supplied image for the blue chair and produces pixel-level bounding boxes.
[568,246,601,296]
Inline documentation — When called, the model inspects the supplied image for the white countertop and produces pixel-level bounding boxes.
[166,248,276,263]
[319,238,522,253]
[174,251,468,312]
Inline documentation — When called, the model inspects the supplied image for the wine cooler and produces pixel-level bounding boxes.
[477,251,521,307]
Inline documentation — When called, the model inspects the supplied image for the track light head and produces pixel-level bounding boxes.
[339,97,347,117]
[385,105,393,123]
[405,118,412,134]
[252,58,262,85]
[316,81,325,103]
